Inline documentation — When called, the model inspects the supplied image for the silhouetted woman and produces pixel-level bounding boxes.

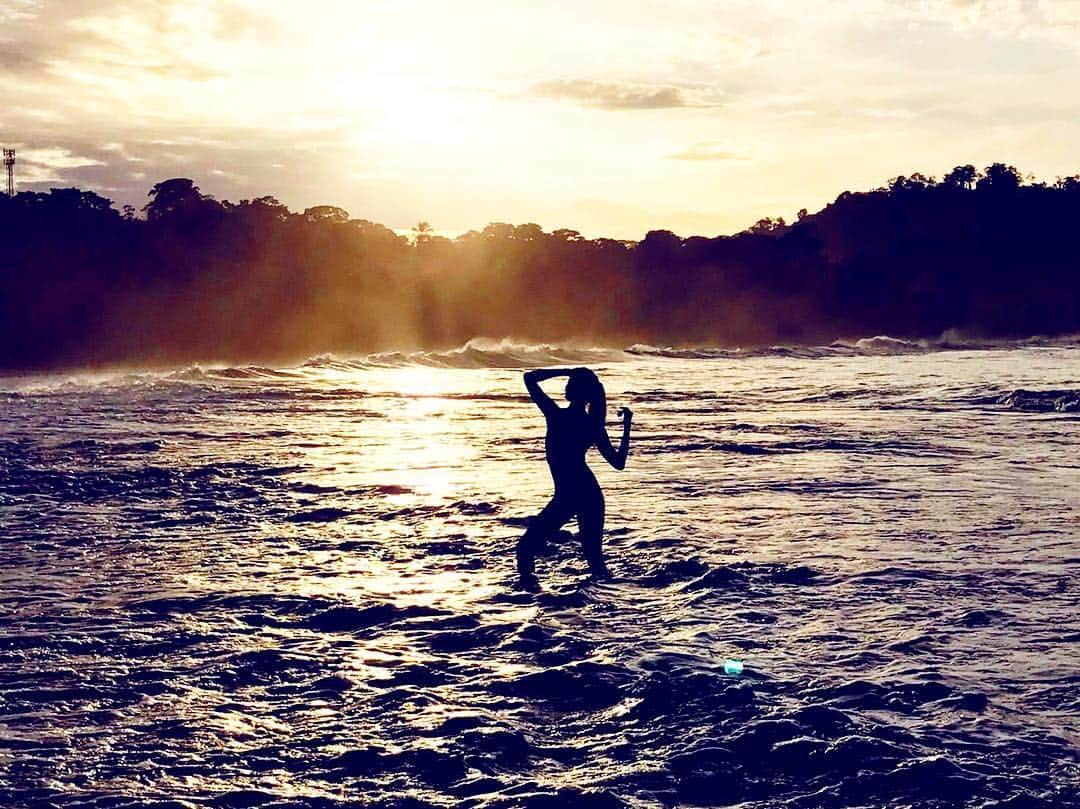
[516,367,632,587]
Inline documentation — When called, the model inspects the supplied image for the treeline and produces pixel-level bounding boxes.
[1,163,1079,370]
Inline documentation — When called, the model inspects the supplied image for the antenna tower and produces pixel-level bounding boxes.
[3,149,14,197]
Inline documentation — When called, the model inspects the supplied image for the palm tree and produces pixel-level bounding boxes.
[411,220,434,245]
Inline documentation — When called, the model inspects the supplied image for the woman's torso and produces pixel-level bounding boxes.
[545,407,599,493]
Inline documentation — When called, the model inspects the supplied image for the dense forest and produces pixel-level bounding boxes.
[1,163,1078,370]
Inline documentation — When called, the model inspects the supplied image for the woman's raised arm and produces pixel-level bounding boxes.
[524,368,574,417]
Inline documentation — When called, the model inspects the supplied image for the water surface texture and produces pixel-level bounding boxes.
[2,341,1078,808]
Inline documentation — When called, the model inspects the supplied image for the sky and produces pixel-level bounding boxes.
[2,0,1079,238]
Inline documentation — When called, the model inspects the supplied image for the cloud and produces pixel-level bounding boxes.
[530,79,721,110]
[1,0,1079,239]
[668,143,750,161]
[861,0,1080,44]
[142,61,226,81]
[1,0,272,97]
[9,146,106,186]
[4,124,355,210]
[0,0,38,24]
[853,106,920,120]
[0,43,45,72]
[19,147,105,169]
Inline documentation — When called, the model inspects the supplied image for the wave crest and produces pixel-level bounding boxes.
[304,339,627,370]
[2,333,1077,393]
[630,332,1079,361]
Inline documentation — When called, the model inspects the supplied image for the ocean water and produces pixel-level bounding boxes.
[1,340,1078,809]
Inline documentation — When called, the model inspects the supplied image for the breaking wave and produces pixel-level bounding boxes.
[286,331,1080,372]
[303,339,627,370]
[2,334,1077,395]
[626,332,1080,361]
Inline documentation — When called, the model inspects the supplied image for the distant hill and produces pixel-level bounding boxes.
[1,164,1078,370]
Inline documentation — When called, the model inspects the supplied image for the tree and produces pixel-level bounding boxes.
[943,164,978,190]
[749,217,786,234]
[513,223,544,241]
[234,195,290,223]
[39,187,115,213]
[552,228,583,242]
[144,178,210,222]
[351,218,406,242]
[481,222,515,240]
[976,163,1022,192]
[888,173,934,193]
[1055,175,1080,193]
[304,205,350,224]
[635,228,678,253]
[411,220,434,245]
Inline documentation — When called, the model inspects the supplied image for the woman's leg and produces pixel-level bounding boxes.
[577,490,608,577]
[516,497,573,578]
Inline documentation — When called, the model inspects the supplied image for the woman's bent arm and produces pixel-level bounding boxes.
[524,368,574,416]
[597,407,632,470]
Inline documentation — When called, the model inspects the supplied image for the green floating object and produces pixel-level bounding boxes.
[723,659,744,676]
